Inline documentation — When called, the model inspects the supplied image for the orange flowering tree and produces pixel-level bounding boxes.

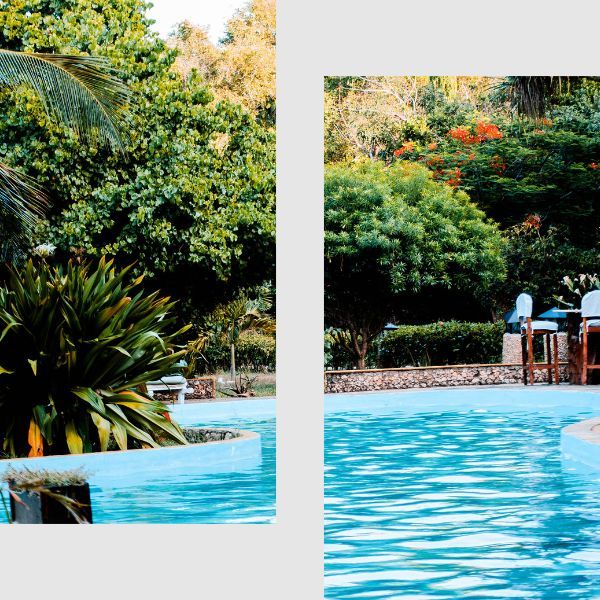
[390,113,600,243]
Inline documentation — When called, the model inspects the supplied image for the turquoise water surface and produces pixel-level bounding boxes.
[325,388,600,599]
[92,417,276,524]
[1,416,275,524]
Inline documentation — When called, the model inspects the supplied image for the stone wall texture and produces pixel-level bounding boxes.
[152,377,216,403]
[325,363,569,394]
[502,332,568,363]
[186,377,217,400]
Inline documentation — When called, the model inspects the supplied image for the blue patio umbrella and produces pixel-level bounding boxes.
[537,307,568,320]
[503,309,519,324]
[383,322,399,331]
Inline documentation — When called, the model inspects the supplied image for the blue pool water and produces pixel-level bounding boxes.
[92,417,275,524]
[1,415,275,524]
[325,389,600,599]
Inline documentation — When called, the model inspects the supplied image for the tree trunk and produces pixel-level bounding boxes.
[230,343,236,381]
[349,325,370,370]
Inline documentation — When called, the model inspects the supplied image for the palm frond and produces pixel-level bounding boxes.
[0,162,47,224]
[492,76,561,119]
[0,162,47,260]
[0,49,131,151]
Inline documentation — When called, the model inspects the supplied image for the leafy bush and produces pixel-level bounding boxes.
[0,1,275,318]
[0,257,189,458]
[236,331,275,371]
[496,224,600,311]
[325,160,506,368]
[324,328,374,371]
[194,331,275,373]
[377,321,504,368]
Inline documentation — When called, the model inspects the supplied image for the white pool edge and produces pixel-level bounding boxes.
[561,417,600,470]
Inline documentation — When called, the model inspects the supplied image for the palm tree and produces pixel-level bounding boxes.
[205,287,275,381]
[496,76,600,119]
[0,49,131,258]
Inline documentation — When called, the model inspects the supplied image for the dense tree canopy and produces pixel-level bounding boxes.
[325,76,600,324]
[170,0,275,126]
[325,161,506,367]
[0,0,275,317]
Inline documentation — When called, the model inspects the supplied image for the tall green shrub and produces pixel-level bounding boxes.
[377,321,504,368]
[0,0,275,314]
[325,161,506,368]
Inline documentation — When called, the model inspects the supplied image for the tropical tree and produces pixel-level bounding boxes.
[0,49,130,259]
[171,0,276,125]
[496,76,600,118]
[0,0,275,317]
[324,161,506,368]
[201,286,275,380]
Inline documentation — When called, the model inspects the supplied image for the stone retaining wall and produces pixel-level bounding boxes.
[186,377,217,400]
[152,377,216,403]
[325,363,569,394]
[502,332,568,363]
[183,427,239,443]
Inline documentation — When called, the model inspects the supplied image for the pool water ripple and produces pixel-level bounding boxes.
[325,397,600,599]
[1,417,275,524]
[92,417,275,524]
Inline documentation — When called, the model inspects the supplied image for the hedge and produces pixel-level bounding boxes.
[377,321,504,368]
[199,331,276,373]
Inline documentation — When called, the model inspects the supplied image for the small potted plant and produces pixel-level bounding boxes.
[1,467,92,524]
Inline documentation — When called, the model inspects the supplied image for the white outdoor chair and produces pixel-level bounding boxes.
[516,293,559,385]
[580,290,600,384]
[146,360,190,404]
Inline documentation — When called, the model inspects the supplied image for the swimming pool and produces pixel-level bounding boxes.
[325,388,600,599]
[1,399,276,524]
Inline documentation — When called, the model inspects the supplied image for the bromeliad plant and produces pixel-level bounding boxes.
[0,257,189,458]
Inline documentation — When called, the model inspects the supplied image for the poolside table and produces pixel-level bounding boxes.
[565,309,600,384]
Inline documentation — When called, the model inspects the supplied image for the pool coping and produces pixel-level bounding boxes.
[561,416,600,470]
[0,427,262,486]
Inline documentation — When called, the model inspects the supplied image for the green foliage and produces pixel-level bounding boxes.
[406,115,600,244]
[195,330,276,375]
[324,328,356,370]
[0,0,275,312]
[0,257,189,458]
[234,331,275,371]
[497,224,600,312]
[556,273,600,308]
[324,160,506,367]
[377,321,505,368]
[0,47,130,260]
[189,284,275,376]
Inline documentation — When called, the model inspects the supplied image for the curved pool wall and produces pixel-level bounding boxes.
[561,416,600,470]
[0,398,275,488]
[171,397,275,426]
[325,386,600,415]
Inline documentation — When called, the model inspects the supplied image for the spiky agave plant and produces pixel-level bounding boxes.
[0,49,131,257]
[0,257,189,458]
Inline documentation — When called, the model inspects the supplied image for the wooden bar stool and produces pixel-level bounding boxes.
[516,293,560,385]
[580,290,600,384]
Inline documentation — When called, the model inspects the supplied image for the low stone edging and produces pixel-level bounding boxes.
[183,427,239,443]
[324,363,569,394]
